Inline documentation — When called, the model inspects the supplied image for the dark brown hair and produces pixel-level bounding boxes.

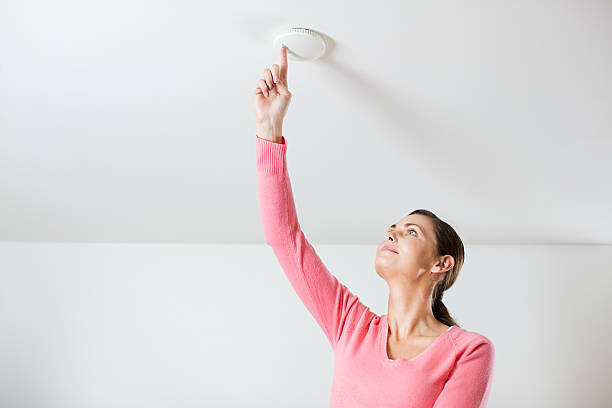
[408,209,463,328]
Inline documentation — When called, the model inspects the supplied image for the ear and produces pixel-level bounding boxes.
[433,255,454,273]
[441,255,455,272]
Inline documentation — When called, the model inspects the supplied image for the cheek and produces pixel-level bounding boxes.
[400,241,426,258]
[401,240,419,250]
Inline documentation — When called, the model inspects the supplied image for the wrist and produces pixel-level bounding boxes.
[257,133,284,143]
[256,122,283,142]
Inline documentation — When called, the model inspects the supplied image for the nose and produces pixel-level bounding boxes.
[387,231,396,242]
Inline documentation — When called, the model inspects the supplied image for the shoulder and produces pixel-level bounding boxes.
[448,326,495,361]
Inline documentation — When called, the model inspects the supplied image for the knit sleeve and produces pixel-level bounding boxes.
[433,340,496,408]
[255,134,371,350]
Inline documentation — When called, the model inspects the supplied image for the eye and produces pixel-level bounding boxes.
[406,229,417,236]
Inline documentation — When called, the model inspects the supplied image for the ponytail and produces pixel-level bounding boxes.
[431,273,460,327]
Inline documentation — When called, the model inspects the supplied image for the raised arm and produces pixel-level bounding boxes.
[255,134,372,349]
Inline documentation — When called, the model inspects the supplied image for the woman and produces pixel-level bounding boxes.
[252,46,495,408]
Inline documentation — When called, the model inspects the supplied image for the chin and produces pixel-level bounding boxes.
[374,259,393,276]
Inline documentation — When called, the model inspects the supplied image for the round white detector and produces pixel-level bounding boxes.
[273,28,327,61]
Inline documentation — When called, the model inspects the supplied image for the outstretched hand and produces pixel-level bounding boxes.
[253,46,292,138]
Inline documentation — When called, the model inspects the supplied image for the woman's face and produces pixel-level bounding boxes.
[374,214,438,282]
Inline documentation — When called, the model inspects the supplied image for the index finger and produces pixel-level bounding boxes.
[280,45,288,79]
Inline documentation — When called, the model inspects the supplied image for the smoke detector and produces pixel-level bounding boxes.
[273,28,327,61]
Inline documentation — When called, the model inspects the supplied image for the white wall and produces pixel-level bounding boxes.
[0,242,611,407]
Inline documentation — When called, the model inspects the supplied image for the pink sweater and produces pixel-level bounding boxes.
[255,134,495,408]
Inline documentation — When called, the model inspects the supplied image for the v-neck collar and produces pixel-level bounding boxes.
[378,314,455,367]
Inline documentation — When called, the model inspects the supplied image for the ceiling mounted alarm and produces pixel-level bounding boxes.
[273,28,327,61]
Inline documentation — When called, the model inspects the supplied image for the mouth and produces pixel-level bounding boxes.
[382,245,399,254]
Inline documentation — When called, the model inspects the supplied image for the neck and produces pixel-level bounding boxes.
[386,284,441,339]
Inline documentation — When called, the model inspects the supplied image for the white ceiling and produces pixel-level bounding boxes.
[1,0,610,245]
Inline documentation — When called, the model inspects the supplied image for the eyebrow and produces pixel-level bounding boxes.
[388,223,425,236]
